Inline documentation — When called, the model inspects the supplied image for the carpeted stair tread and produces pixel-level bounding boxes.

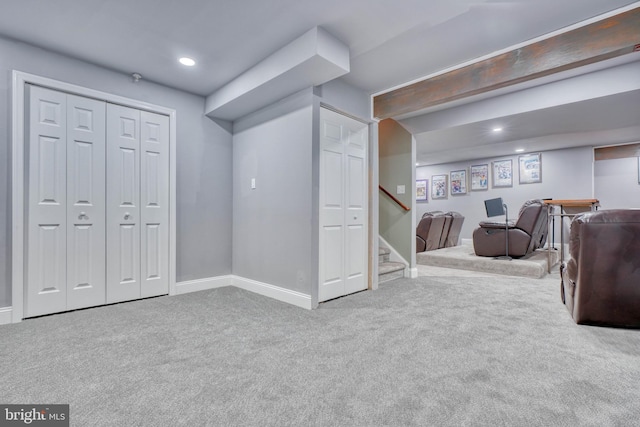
[378,261,405,275]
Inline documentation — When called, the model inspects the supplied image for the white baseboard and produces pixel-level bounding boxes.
[232,277,313,310]
[175,275,233,295]
[175,274,312,310]
[406,267,419,279]
[0,307,13,325]
[1,275,311,328]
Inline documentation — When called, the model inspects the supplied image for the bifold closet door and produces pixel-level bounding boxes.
[106,105,169,303]
[25,86,106,317]
[318,108,368,302]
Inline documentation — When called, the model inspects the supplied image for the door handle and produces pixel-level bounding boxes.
[78,212,89,220]
[124,213,132,220]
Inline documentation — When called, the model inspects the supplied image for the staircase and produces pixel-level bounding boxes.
[378,246,406,283]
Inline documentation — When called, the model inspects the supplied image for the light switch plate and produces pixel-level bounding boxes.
[251,178,256,189]
[397,185,405,194]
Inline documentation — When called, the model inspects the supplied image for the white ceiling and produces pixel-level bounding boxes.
[1,0,639,163]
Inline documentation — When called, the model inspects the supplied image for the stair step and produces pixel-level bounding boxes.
[378,261,405,283]
[379,246,391,263]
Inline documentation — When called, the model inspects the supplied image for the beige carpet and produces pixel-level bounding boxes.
[416,243,560,279]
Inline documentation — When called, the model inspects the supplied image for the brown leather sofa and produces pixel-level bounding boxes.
[416,211,445,252]
[444,211,464,248]
[416,211,465,252]
[472,199,548,258]
[560,209,640,327]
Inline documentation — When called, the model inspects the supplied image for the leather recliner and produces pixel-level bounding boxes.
[416,211,446,252]
[437,213,453,248]
[472,199,548,258]
[444,211,464,248]
[560,209,640,327]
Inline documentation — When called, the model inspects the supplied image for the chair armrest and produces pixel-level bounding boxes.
[478,220,516,229]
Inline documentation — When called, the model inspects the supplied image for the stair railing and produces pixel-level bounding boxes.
[379,185,410,212]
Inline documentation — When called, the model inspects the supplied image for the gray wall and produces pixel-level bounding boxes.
[231,82,371,297]
[379,119,414,262]
[0,36,233,307]
[594,153,640,209]
[416,146,595,245]
[315,79,371,121]
[232,90,315,295]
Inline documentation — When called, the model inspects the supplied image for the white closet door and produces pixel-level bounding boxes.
[344,122,368,295]
[140,111,169,298]
[319,110,344,301]
[106,104,141,303]
[66,94,107,310]
[26,86,68,317]
[319,108,368,302]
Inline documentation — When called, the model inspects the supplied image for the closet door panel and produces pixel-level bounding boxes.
[66,95,106,310]
[26,86,67,317]
[140,111,169,298]
[106,104,141,303]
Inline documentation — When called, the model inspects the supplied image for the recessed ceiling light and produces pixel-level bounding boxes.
[515,148,525,152]
[179,57,196,67]
[492,127,503,132]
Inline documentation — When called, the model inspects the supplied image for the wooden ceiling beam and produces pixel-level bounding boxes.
[373,7,640,120]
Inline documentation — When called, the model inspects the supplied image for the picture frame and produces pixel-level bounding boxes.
[470,164,489,191]
[492,159,513,188]
[638,157,640,184]
[431,175,448,199]
[416,179,428,201]
[519,153,542,184]
[450,169,467,195]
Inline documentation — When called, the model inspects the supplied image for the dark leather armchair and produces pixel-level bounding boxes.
[472,199,548,258]
[444,211,464,248]
[560,209,640,327]
[416,211,446,252]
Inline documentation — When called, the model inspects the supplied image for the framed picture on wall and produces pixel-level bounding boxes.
[450,169,467,195]
[416,179,428,201]
[492,159,513,188]
[519,153,542,184]
[637,157,640,184]
[431,175,448,199]
[470,164,489,191]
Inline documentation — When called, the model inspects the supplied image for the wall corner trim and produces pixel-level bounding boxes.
[232,277,313,310]
[0,307,13,325]
[175,275,313,310]
[175,276,234,295]
[406,268,419,279]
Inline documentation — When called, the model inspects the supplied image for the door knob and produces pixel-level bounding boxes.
[78,212,89,220]
[124,213,131,220]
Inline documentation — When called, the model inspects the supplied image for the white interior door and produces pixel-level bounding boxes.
[106,104,141,303]
[26,86,68,317]
[140,111,169,298]
[66,94,106,310]
[24,83,171,318]
[26,87,107,317]
[319,108,368,302]
[344,120,368,295]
